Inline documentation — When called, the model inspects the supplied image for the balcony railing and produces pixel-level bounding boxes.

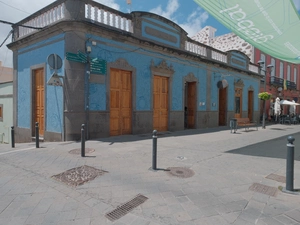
[269,76,297,90]
[12,0,132,40]
[85,0,133,33]
[11,0,261,74]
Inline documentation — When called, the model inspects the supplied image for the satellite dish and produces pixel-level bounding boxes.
[47,54,62,70]
[47,72,63,86]
[217,79,228,89]
[217,81,223,88]
[278,87,282,91]
[222,79,228,88]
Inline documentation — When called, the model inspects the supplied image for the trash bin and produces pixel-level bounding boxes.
[230,118,237,133]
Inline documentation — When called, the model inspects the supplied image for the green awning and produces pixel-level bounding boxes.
[194,0,300,64]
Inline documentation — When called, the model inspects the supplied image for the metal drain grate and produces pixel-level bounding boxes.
[52,165,107,187]
[166,167,194,178]
[105,194,148,221]
[266,173,286,183]
[69,148,95,154]
[249,183,278,197]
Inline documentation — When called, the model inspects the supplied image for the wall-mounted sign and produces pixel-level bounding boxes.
[47,54,62,70]
[90,59,107,75]
[66,51,87,63]
[47,53,63,86]
[66,51,107,75]
[47,72,63,86]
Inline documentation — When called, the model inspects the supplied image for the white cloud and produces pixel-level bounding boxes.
[150,0,179,19]
[95,0,120,10]
[150,0,208,37]
[180,9,209,37]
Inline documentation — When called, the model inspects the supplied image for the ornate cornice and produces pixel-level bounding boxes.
[109,58,134,71]
[234,78,244,88]
[184,72,197,82]
[248,85,254,91]
[151,59,174,77]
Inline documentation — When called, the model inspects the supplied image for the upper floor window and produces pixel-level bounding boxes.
[287,65,291,81]
[294,67,297,84]
[271,58,275,77]
[0,104,3,122]
[280,62,283,78]
[260,54,266,74]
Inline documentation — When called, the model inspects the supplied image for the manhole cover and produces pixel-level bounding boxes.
[69,148,95,154]
[266,173,286,183]
[249,183,278,197]
[166,167,194,178]
[105,194,148,221]
[52,165,107,187]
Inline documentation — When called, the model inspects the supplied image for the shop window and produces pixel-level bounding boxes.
[280,62,283,78]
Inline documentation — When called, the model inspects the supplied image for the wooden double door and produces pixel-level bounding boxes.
[110,69,132,136]
[33,68,45,136]
[153,76,169,131]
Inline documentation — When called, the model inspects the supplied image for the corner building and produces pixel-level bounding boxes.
[8,0,261,142]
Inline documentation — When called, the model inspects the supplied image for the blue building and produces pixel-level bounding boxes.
[8,0,261,142]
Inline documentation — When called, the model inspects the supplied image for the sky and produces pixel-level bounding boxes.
[0,0,300,68]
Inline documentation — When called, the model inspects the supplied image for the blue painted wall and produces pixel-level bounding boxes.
[86,35,259,114]
[86,35,210,112]
[212,70,259,112]
[17,34,64,133]
[141,19,180,48]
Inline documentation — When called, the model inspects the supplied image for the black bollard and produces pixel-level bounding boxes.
[35,122,39,148]
[81,124,85,157]
[286,136,295,191]
[152,130,157,170]
[11,126,15,148]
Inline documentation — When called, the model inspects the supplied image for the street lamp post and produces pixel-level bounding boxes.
[257,60,274,129]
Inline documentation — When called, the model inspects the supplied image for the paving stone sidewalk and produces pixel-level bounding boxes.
[0,124,300,225]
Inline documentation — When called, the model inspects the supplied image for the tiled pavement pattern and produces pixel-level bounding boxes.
[0,124,300,225]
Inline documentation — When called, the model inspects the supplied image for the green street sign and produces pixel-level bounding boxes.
[66,52,78,58]
[66,52,86,63]
[90,60,107,74]
[77,51,87,63]
[65,53,107,73]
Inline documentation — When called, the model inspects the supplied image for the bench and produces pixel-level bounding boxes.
[236,118,258,131]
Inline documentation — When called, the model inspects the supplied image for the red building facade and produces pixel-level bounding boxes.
[254,49,300,118]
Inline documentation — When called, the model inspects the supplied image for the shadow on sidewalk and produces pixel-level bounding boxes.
[92,126,231,143]
[226,132,300,161]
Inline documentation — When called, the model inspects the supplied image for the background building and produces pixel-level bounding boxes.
[192,26,300,120]
[0,61,13,144]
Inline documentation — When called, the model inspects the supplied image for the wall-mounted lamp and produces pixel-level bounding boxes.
[86,46,92,53]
